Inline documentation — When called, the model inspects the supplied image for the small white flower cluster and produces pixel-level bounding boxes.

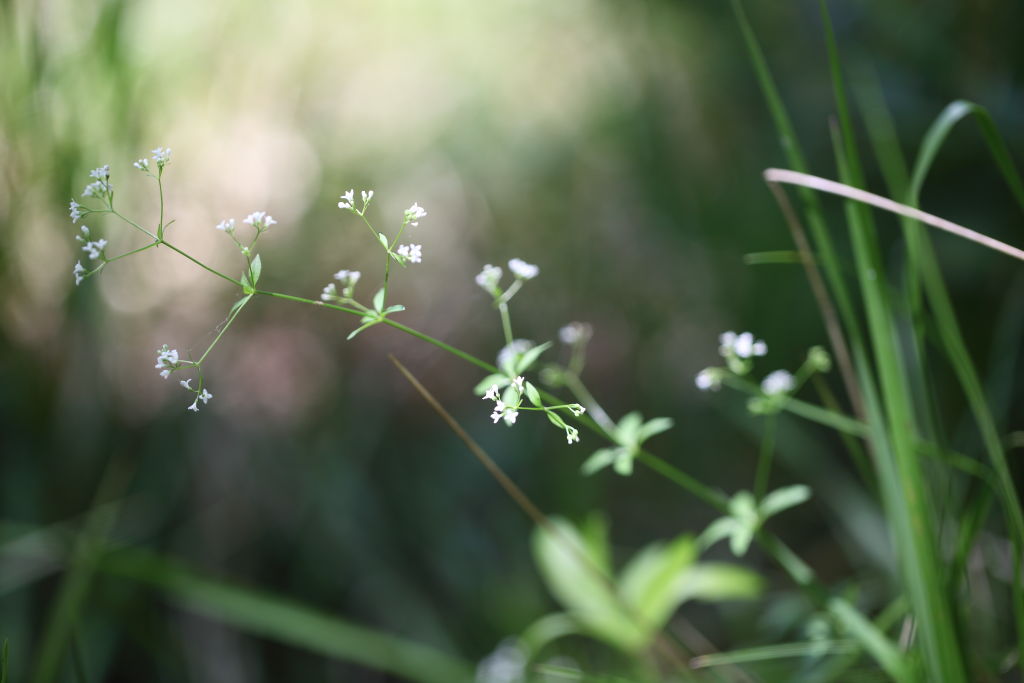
[483,379,521,425]
[474,258,539,299]
[73,261,86,286]
[215,218,235,233]
[508,258,539,280]
[154,344,181,379]
[559,321,592,346]
[321,269,361,301]
[75,226,107,261]
[337,189,374,214]
[156,344,212,412]
[719,331,767,359]
[404,202,427,226]
[82,165,112,200]
[69,199,83,223]
[243,211,277,232]
[760,369,795,396]
[694,367,724,392]
[151,147,172,167]
[395,243,422,264]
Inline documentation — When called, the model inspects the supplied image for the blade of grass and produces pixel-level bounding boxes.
[690,640,857,669]
[731,0,866,423]
[99,548,472,683]
[819,5,966,679]
[31,459,132,683]
[827,598,912,682]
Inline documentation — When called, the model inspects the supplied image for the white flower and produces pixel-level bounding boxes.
[88,165,110,180]
[82,180,109,198]
[180,379,192,390]
[396,243,422,264]
[475,264,503,293]
[321,283,338,301]
[155,345,180,379]
[216,218,236,232]
[75,225,90,242]
[761,370,795,396]
[497,339,533,372]
[508,258,539,280]
[333,269,361,296]
[512,376,525,393]
[491,400,507,424]
[187,400,200,412]
[151,147,172,166]
[69,200,83,223]
[73,261,86,286]
[695,368,722,392]
[503,409,519,425]
[483,384,500,401]
[133,158,150,171]
[566,427,580,445]
[361,190,374,207]
[243,211,276,230]
[82,239,107,261]
[568,404,586,417]
[559,322,592,345]
[404,202,427,226]
[719,331,766,359]
[338,189,355,210]
[333,269,361,285]
[198,388,213,404]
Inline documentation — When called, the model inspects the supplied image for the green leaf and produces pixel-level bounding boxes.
[513,341,552,375]
[580,448,618,476]
[691,640,857,669]
[249,254,262,285]
[100,549,472,683]
[531,518,642,653]
[636,417,674,444]
[524,381,542,407]
[613,412,643,447]
[240,270,251,290]
[675,563,763,604]
[829,597,911,682]
[473,374,509,396]
[618,535,697,639]
[382,304,405,315]
[612,451,634,477]
[347,322,377,341]
[698,517,736,551]
[759,485,812,519]
[229,294,253,317]
[372,288,385,313]
[378,232,388,248]
[728,522,755,557]
[519,613,580,657]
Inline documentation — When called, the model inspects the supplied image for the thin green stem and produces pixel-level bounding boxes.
[102,241,159,265]
[497,302,514,346]
[754,415,777,500]
[160,241,242,287]
[562,372,616,434]
[156,171,165,240]
[195,296,251,365]
[109,210,158,241]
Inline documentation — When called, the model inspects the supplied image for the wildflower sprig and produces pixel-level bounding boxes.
[475,258,540,346]
[330,191,426,339]
[580,412,674,476]
[695,332,832,416]
[698,485,812,557]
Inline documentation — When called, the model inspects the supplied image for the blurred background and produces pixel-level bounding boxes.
[2,0,1024,680]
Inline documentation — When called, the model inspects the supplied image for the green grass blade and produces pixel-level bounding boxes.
[690,640,858,669]
[731,0,867,420]
[904,97,1024,663]
[828,598,912,682]
[100,548,473,683]
[1,639,8,683]
[819,3,966,678]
